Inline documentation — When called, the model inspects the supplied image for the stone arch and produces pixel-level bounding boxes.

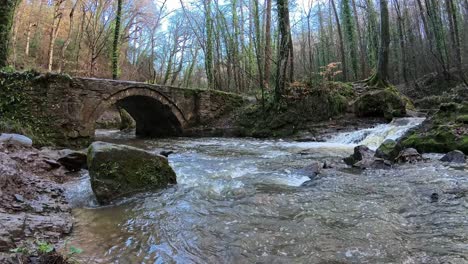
[90,87,188,137]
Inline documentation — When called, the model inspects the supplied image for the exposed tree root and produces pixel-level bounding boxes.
[364,73,390,89]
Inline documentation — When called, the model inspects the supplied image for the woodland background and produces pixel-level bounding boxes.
[5,0,468,93]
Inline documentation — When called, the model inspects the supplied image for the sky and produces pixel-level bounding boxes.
[162,0,314,13]
[158,0,316,32]
[165,0,181,11]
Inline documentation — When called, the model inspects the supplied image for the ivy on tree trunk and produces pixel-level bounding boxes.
[367,0,390,88]
[112,0,123,80]
[0,0,20,68]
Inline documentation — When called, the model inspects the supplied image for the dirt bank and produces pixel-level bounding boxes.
[0,143,79,262]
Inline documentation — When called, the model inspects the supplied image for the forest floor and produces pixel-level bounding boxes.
[0,144,80,263]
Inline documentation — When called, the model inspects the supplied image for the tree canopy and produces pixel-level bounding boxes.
[1,0,467,93]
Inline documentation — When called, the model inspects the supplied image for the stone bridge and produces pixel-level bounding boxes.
[0,73,244,146]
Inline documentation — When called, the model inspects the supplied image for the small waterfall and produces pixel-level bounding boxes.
[327,117,425,150]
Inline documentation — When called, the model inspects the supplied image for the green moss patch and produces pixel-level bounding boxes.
[88,142,177,204]
[87,142,177,204]
[236,82,353,138]
[400,103,468,154]
[354,87,407,120]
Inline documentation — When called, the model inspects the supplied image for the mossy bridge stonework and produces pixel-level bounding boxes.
[0,73,244,146]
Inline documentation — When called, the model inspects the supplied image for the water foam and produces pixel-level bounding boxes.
[327,117,425,149]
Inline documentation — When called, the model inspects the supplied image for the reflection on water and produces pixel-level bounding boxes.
[69,119,468,263]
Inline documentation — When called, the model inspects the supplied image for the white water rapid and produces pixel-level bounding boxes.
[327,117,425,149]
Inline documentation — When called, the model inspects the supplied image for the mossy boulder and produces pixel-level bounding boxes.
[87,142,177,204]
[344,145,375,167]
[354,88,406,120]
[375,139,402,161]
[119,108,136,130]
[236,82,352,138]
[400,103,468,154]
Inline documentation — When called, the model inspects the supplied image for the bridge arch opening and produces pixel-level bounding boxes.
[92,88,187,137]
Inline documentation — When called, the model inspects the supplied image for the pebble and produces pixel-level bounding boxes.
[14,194,25,203]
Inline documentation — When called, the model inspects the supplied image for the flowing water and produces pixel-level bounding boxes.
[67,118,468,263]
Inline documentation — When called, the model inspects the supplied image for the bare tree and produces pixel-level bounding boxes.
[47,0,66,71]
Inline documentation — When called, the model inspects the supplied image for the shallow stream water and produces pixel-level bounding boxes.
[66,118,468,263]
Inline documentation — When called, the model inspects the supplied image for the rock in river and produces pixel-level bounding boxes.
[440,150,466,163]
[375,139,402,161]
[57,149,88,171]
[87,142,177,204]
[395,148,423,163]
[344,145,375,166]
[400,103,468,154]
[344,145,392,169]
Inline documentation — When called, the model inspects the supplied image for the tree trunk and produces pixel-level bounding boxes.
[0,0,20,68]
[275,0,293,102]
[288,21,294,83]
[367,0,390,87]
[183,47,198,87]
[74,5,85,73]
[365,0,379,69]
[422,0,449,72]
[59,0,78,73]
[231,0,241,92]
[25,22,35,57]
[351,0,366,78]
[253,0,265,109]
[330,0,347,81]
[446,0,463,72]
[11,6,20,67]
[393,0,408,83]
[204,0,214,89]
[306,9,315,74]
[264,0,272,89]
[112,0,123,79]
[351,0,367,78]
[342,0,358,80]
[47,0,65,72]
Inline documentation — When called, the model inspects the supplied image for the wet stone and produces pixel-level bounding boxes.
[440,150,466,163]
[13,194,24,203]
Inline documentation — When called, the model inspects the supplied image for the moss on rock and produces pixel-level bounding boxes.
[87,142,177,204]
[236,83,352,138]
[375,139,402,161]
[354,87,407,120]
[119,108,136,130]
[400,103,468,154]
[456,115,468,124]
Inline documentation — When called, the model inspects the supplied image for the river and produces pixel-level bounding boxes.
[66,118,468,263]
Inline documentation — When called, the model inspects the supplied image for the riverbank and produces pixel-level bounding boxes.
[0,143,82,263]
